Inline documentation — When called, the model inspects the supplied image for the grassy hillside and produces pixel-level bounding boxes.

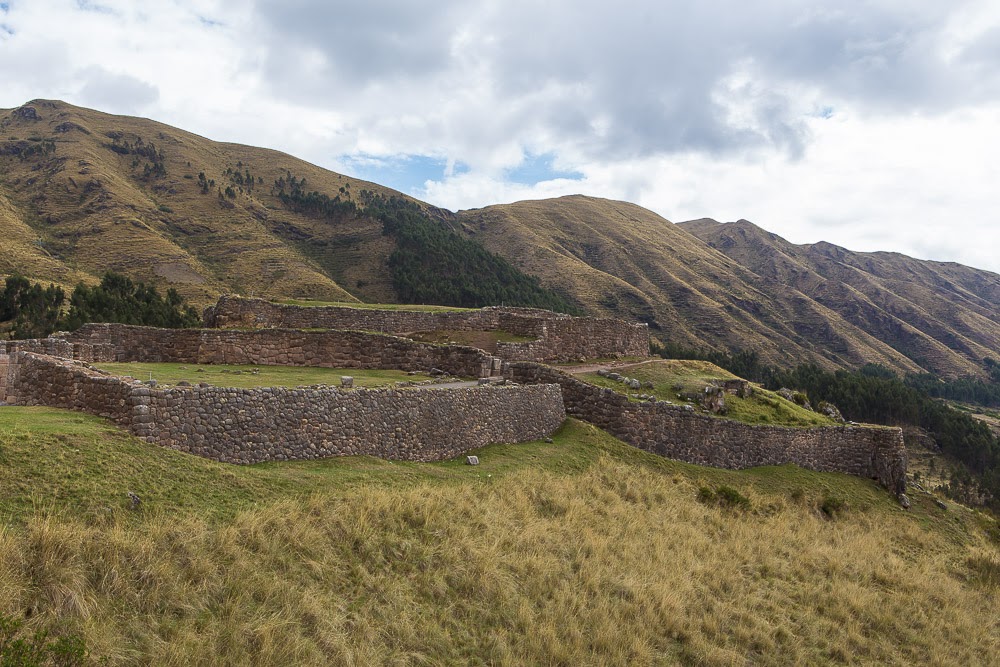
[1,408,999,665]
[0,100,572,313]
[0,101,391,305]
[458,196,939,375]
[577,359,838,427]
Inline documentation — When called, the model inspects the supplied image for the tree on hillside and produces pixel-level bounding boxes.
[0,276,64,339]
[59,272,201,331]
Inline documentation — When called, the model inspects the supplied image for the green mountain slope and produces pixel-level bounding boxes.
[0,100,389,303]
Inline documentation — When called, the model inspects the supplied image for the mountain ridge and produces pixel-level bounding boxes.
[678,217,1000,377]
[2,99,997,377]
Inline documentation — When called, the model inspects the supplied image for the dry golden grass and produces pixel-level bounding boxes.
[1,411,999,665]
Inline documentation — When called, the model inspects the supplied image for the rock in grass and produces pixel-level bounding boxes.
[466,455,479,465]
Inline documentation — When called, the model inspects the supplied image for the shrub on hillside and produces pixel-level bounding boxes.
[697,484,751,511]
[0,614,88,666]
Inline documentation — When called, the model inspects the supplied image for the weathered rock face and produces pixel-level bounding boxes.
[506,362,907,495]
[203,296,650,363]
[713,378,752,398]
[701,385,727,414]
[7,353,565,464]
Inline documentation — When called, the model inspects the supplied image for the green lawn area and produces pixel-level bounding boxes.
[580,359,837,427]
[92,362,435,389]
[277,298,475,312]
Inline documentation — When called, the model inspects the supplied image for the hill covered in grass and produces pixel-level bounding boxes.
[1,407,998,665]
[3,100,1000,377]
[681,218,1000,378]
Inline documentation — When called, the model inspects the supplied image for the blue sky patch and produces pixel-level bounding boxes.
[506,153,584,185]
[338,154,469,194]
[814,105,835,119]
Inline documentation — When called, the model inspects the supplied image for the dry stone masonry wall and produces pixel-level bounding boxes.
[0,352,9,403]
[0,337,115,363]
[7,352,565,464]
[506,362,907,494]
[203,296,650,363]
[62,324,502,378]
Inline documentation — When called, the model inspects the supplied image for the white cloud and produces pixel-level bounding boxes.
[0,0,999,272]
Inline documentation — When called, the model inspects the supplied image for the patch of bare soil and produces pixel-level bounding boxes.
[154,261,207,284]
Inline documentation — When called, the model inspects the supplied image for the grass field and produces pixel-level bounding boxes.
[1,406,999,664]
[92,362,434,389]
[580,360,837,427]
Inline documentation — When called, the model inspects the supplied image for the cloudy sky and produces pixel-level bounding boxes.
[2,0,999,272]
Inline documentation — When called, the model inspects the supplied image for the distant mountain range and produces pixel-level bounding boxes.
[2,100,998,377]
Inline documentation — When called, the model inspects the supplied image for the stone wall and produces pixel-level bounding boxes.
[7,353,135,426]
[506,362,907,494]
[203,296,650,363]
[204,296,507,333]
[0,352,9,403]
[64,324,502,378]
[7,352,565,464]
[0,337,115,363]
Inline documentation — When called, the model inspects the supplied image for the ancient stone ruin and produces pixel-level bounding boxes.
[0,297,907,495]
[204,296,651,363]
[505,362,907,495]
